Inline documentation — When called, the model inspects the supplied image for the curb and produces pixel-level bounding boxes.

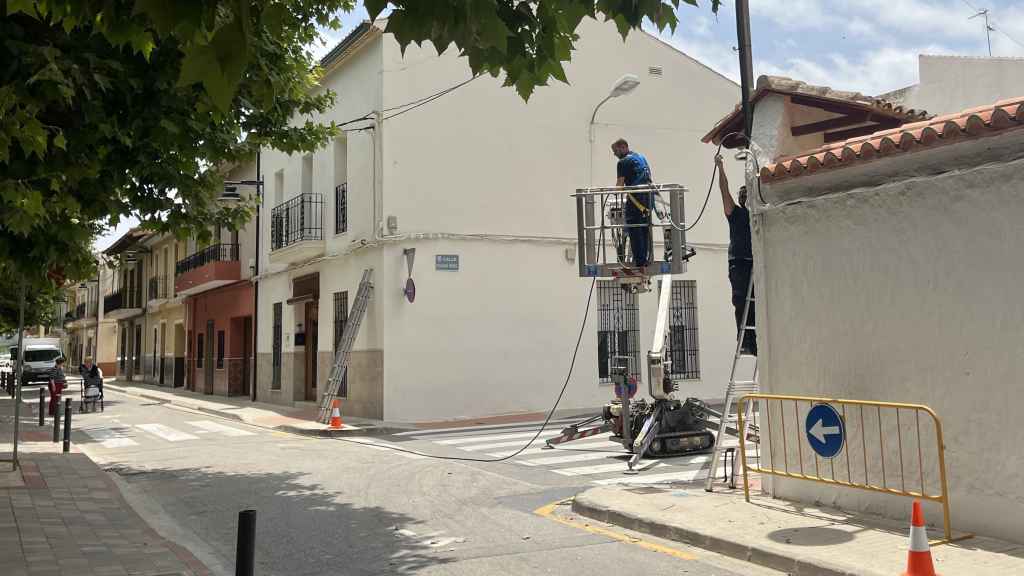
[104,383,402,438]
[571,491,862,576]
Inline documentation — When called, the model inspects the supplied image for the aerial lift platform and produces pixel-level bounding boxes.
[545,184,715,472]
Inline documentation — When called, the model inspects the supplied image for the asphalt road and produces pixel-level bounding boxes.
[71,389,781,576]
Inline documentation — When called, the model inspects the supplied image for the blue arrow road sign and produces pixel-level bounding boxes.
[805,403,845,459]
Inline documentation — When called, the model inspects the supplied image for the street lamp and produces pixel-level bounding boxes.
[588,74,641,185]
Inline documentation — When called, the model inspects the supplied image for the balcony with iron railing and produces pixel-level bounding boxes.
[270,193,324,263]
[174,243,241,296]
[104,287,143,318]
[66,301,100,326]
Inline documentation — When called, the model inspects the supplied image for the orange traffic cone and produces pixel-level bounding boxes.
[902,500,939,576]
[329,399,343,429]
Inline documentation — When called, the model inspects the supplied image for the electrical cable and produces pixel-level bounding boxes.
[334,275,598,462]
[327,75,483,133]
[382,75,481,113]
[383,75,482,120]
[683,140,725,232]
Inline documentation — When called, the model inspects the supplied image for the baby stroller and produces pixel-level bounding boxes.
[80,375,103,413]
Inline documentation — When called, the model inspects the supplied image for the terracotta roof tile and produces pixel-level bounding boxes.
[760,96,1024,183]
[703,75,930,145]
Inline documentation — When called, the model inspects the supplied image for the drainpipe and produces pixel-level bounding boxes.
[372,110,384,240]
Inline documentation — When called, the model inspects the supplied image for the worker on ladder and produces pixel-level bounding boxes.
[611,138,653,269]
[716,154,756,355]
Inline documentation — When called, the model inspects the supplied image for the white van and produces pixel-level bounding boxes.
[10,338,63,383]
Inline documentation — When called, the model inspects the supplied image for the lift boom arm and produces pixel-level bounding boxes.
[646,274,673,401]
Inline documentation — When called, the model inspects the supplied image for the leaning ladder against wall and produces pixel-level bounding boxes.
[704,272,759,491]
[318,269,374,423]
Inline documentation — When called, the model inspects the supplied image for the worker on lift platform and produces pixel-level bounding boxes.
[611,138,653,269]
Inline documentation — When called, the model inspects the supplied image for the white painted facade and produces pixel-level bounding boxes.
[748,102,1024,541]
[883,54,1024,115]
[255,19,744,422]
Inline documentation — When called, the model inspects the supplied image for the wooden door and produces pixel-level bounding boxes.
[159,323,166,386]
[204,320,214,394]
[304,301,319,401]
[241,317,252,397]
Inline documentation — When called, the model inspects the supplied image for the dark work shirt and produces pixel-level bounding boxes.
[616,152,653,209]
[727,206,753,261]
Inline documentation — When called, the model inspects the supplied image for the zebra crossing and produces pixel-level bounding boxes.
[393,418,742,486]
[79,418,259,449]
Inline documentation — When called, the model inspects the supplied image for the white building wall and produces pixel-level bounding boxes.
[753,131,1024,542]
[888,55,1024,115]
[370,19,742,421]
[257,19,747,421]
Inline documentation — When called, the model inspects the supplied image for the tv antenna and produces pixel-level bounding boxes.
[969,8,995,56]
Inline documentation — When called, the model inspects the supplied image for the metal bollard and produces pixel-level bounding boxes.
[52,395,61,443]
[38,387,45,426]
[62,398,71,453]
[236,509,256,576]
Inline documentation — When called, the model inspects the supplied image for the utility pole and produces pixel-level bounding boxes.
[969,9,994,57]
[11,281,25,471]
[735,0,755,138]
[252,149,261,402]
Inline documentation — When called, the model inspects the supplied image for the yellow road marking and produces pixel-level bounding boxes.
[533,499,696,561]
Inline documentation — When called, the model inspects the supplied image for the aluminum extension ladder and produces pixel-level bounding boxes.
[704,272,759,491]
[318,269,374,423]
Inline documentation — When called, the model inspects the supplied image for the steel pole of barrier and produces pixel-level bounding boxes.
[933,410,953,543]
[236,509,256,576]
[52,396,61,443]
[38,387,44,426]
[62,398,71,453]
[737,397,751,502]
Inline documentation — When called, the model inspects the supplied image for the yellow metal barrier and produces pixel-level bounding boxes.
[736,394,971,544]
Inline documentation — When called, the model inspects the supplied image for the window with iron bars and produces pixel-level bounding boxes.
[335,183,348,235]
[668,280,700,380]
[597,282,640,382]
[271,303,282,390]
[333,291,349,397]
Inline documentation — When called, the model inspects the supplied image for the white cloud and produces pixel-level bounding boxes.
[752,0,982,40]
[758,43,958,95]
[94,217,140,252]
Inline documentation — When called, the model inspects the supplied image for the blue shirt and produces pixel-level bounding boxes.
[617,151,653,210]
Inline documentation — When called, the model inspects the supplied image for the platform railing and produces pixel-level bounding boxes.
[572,184,690,279]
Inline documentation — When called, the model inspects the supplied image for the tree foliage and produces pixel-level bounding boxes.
[1,0,353,288]
[1,0,717,291]
[0,261,62,334]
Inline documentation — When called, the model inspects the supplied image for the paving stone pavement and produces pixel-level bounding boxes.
[0,453,211,576]
[1,396,210,576]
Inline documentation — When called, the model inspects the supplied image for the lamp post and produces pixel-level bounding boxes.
[588,74,641,185]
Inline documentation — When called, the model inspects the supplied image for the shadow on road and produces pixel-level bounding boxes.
[104,461,453,576]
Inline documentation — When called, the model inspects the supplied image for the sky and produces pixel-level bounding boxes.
[95,0,1024,251]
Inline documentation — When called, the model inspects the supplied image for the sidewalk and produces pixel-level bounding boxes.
[0,396,210,576]
[572,483,1024,576]
[104,380,411,437]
